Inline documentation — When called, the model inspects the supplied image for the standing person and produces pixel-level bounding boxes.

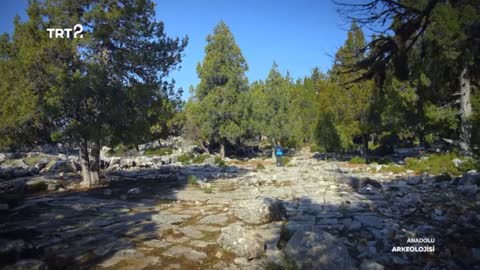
[275,141,284,167]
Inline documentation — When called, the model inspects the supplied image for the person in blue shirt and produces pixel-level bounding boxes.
[275,141,284,167]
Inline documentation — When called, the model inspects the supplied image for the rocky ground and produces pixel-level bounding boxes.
[1,150,480,270]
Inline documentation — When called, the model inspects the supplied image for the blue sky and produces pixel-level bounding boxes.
[0,0,356,99]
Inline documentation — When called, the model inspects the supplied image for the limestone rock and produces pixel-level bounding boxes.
[283,229,354,270]
[2,259,47,270]
[198,213,229,225]
[44,160,79,174]
[163,246,207,262]
[151,213,190,225]
[231,198,286,225]
[360,259,384,270]
[460,170,479,185]
[217,223,265,259]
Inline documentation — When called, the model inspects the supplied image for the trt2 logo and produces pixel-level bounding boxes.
[47,24,84,39]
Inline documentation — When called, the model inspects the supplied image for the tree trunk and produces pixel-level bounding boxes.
[219,142,225,159]
[199,140,210,154]
[459,66,472,155]
[362,133,368,162]
[89,140,101,186]
[419,130,426,148]
[80,139,91,187]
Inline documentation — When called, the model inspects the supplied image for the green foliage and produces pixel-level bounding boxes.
[187,21,249,157]
[144,147,173,156]
[25,180,47,193]
[111,145,127,157]
[177,153,194,165]
[471,92,480,156]
[202,186,213,194]
[192,154,209,164]
[349,156,367,164]
[187,175,198,185]
[214,156,226,168]
[256,163,266,170]
[382,153,479,175]
[23,155,46,166]
[0,0,187,185]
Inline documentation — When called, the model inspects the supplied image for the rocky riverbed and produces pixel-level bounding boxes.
[1,151,479,269]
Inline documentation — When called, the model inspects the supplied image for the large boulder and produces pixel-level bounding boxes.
[119,158,135,168]
[231,198,286,225]
[459,170,480,186]
[0,159,29,170]
[283,229,355,270]
[33,158,49,171]
[43,159,79,174]
[0,153,6,163]
[216,223,265,259]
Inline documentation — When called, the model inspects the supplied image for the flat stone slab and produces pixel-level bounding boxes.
[184,225,221,232]
[353,214,384,228]
[189,240,213,248]
[178,227,204,239]
[143,239,173,249]
[99,249,155,268]
[317,218,339,225]
[151,213,191,225]
[163,246,207,262]
[198,213,229,225]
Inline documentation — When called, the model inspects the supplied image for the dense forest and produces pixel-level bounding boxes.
[0,0,479,187]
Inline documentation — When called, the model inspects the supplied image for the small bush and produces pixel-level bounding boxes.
[381,164,405,174]
[192,154,209,164]
[382,153,479,176]
[23,155,45,166]
[256,163,266,170]
[177,153,194,165]
[144,147,173,156]
[349,156,366,164]
[112,144,127,156]
[203,186,213,194]
[26,180,47,193]
[214,156,226,167]
[309,144,323,153]
[187,175,198,185]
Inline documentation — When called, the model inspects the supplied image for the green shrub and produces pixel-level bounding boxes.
[381,164,405,174]
[192,154,209,164]
[112,144,127,156]
[382,153,479,176]
[203,186,213,194]
[2,159,23,167]
[177,153,194,165]
[349,156,366,164]
[310,144,325,153]
[187,175,198,185]
[23,155,45,166]
[256,163,266,170]
[144,147,173,156]
[214,156,226,167]
[283,157,292,166]
[26,180,47,193]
